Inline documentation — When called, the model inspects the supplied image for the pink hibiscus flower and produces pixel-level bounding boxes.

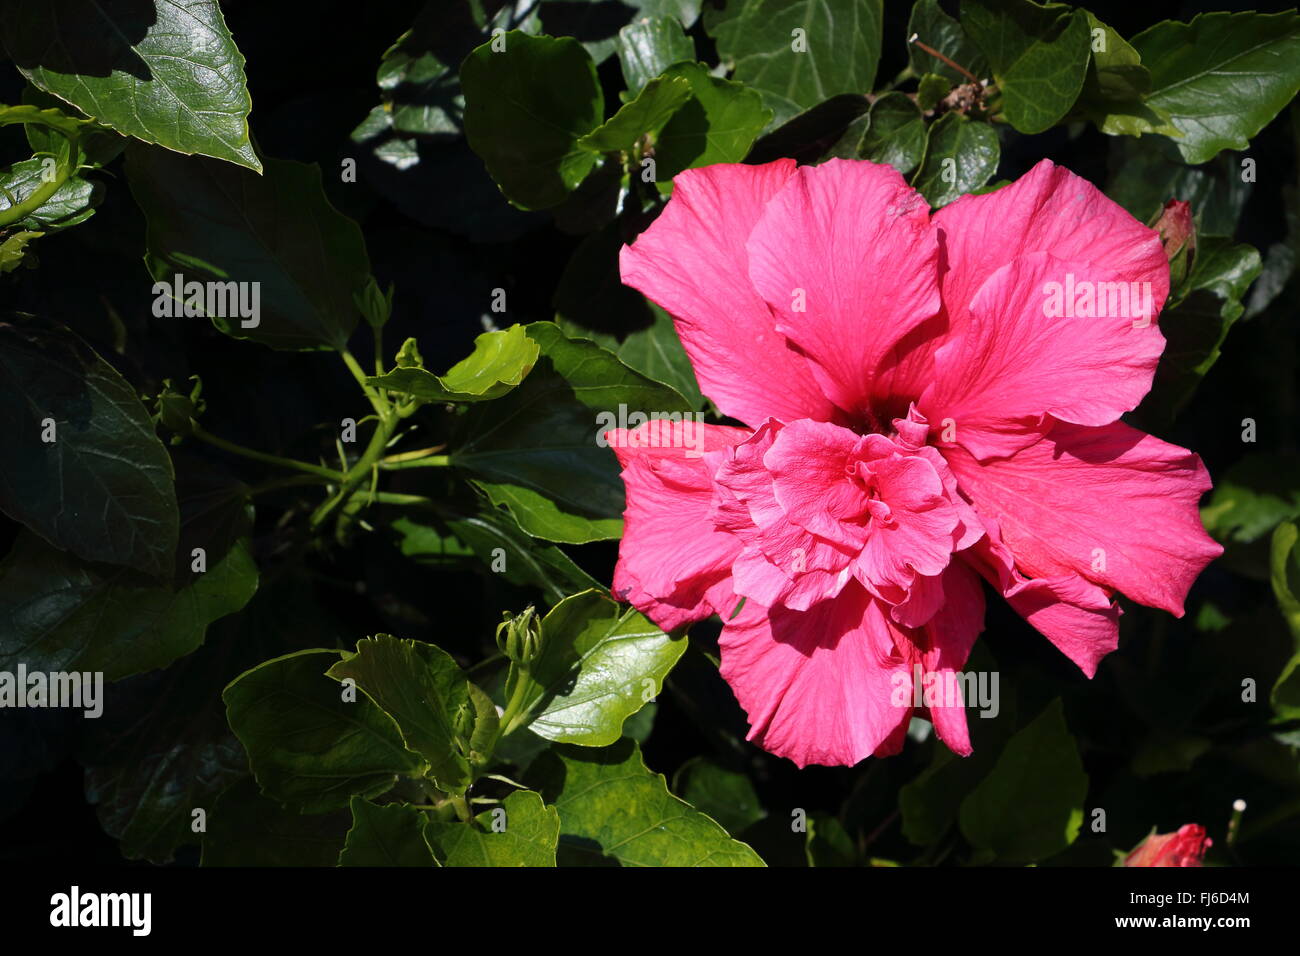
[606,158,1222,767]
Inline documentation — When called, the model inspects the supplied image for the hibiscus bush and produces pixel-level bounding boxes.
[2,0,1299,871]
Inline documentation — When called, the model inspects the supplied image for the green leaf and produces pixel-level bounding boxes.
[1076,12,1178,138]
[393,511,600,606]
[1270,522,1300,719]
[528,739,765,866]
[1105,136,1249,235]
[578,75,693,153]
[461,32,604,209]
[962,0,1091,134]
[369,325,539,403]
[339,797,440,866]
[1201,455,1300,546]
[618,16,696,94]
[916,73,951,113]
[0,322,179,578]
[326,636,473,794]
[705,0,883,128]
[828,92,926,175]
[0,528,256,681]
[673,756,766,835]
[453,322,692,543]
[201,778,351,867]
[424,789,559,866]
[505,590,685,745]
[1133,11,1300,164]
[908,0,988,84]
[959,699,1087,864]
[586,303,705,410]
[1136,236,1261,424]
[0,0,260,171]
[912,111,1000,208]
[0,157,101,230]
[654,61,773,178]
[127,149,371,352]
[223,649,427,813]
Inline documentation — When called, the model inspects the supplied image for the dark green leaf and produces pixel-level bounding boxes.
[828,92,926,175]
[1201,455,1300,546]
[1133,11,1300,164]
[673,756,766,834]
[578,75,693,153]
[528,739,765,866]
[461,32,604,209]
[453,322,692,543]
[1,0,260,170]
[338,797,439,866]
[424,789,559,866]
[127,149,371,352]
[654,62,772,178]
[0,322,178,578]
[326,636,473,793]
[908,0,988,83]
[959,699,1087,863]
[912,111,1000,207]
[201,778,351,867]
[617,16,696,93]
[223,649,427,813]
[705,0,883,128]
[962,0,1091,134]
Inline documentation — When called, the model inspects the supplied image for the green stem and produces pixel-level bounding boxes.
[340,347,388,419]
[499,666,534,738]
[191,424,342,480]
[309,412,397,530]
[378,454,452,470]
[449,793,473,825]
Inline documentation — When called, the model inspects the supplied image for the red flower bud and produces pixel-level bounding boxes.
[1124,824,1212,867]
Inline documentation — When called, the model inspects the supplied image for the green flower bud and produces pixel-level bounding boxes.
[354,276,395,329]
[152,376,204,442]
[495,606,542,665]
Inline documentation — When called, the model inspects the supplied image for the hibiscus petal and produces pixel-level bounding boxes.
[944,422,1221,617]
[745,159,941,420]
[719,583,914,767]
[921,251,1167,460]
[933,159,1169,345]
[620,160,839,427]
[919,561,986,755]
[609,421,751,631]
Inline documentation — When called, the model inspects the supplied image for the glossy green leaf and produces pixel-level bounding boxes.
[617,16,696,93]
[962,0,1091,134]
[654,61,773,178]
[529,739,765,866]
[0,323,178,578]
[453,322,692,543]
[201,778,351,867]
[127,149,371,352]
[1271,523,1300,719]
[908,0,988,84]
[578,75,693,153]
[673,756,766,835]
[912,111,1000,208]
[1105,137,1250,235]
[326,636,473,793]
[223,649,427,813]
[705,0,883,128]
[1076,12,1177,137]
[959,699,1087,863]
[424,789,559,866]
[461,32,604,209]
[828,92,926,175]
[0,157,101,230]
[369,325,539,403]
[505,589,685,745]
[338,797,439,866]
[1133,11,1300,164]
[0,0,260,171]
[592,303,704,410]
